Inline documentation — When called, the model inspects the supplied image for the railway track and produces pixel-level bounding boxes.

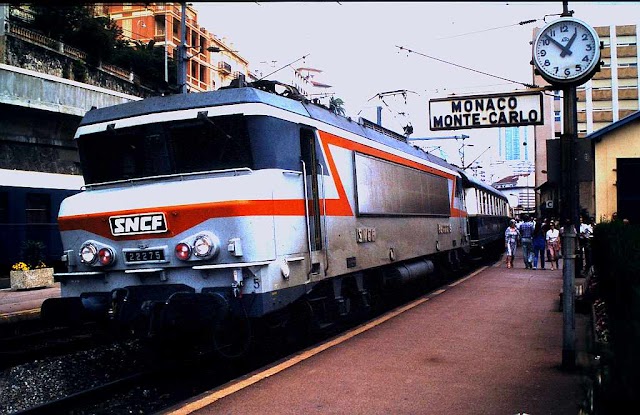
[13,371,150,415]
[0,322,111,370]
[3,261,492,415]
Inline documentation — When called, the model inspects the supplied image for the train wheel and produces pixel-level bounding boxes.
[211,312,253,360]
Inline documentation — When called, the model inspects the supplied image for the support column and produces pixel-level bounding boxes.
[177,2,187,94]
[561,85,578,369]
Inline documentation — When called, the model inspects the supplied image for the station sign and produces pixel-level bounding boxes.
[429,91,544,131]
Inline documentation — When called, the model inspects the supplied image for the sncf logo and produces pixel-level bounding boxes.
[109,213,167,236]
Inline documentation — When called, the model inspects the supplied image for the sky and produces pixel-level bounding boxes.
[194,1,640,170]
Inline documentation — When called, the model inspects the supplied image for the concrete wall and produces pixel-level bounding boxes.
[0,63,140,116]
[0,24,146,174]
[3,35,151,98]
[0,63,144,174]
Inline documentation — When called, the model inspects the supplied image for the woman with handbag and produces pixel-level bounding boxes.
[504,219,520,269]
[545,221,561,270]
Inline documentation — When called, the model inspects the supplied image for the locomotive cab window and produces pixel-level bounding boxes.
[169,115,253,174]
[77,115,309,185]
[79,115,259,184]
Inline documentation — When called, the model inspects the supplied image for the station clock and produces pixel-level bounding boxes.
[533,17,601,86]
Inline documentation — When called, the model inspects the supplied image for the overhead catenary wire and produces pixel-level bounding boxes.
[435,18,539,40]
[396,45,538,89]
[257,53,311,82]
[395,15,549,90]
[358,14,545,125]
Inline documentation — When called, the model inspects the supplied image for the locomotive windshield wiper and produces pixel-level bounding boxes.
[197,111,233,140]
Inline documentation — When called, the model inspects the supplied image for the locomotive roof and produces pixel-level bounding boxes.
[80,86,456,174]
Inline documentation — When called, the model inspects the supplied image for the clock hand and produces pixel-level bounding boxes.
[560,28,578,58]
[544,34,573,57]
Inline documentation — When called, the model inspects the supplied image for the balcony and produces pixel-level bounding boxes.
[218,61,232,74]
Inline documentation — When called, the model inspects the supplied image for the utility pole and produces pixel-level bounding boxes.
[164,8,168,85]
[177,2,187,94]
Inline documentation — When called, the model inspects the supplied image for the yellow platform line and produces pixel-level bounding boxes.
[164,265,487,415]
[0,308,40,322]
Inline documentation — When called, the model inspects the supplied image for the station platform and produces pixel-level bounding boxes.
[0,284,60,323]
[166,254,590,415]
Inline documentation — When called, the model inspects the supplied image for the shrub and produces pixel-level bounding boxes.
[592,221,640,406]
[19,240,47,270]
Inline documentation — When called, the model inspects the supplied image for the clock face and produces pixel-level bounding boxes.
[533,18,600,85]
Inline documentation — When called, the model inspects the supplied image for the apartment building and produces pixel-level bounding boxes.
[99,3,249,92]
[578,25,640,137]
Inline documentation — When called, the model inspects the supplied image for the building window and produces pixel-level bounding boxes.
[200,65,207,83]
[173,18,179,39]
[26,193,50,224]
[122,19,132,37]
[554,111,561,122]
[155,15,166,36]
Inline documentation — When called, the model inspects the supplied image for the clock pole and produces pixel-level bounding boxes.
[531,0,601,370]
[560,84,578,370]
[555,0,578,372]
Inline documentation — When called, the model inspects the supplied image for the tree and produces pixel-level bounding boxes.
[66,16,124,65]
[329,96,346,116]
[27,6,175,93]
[110,40,177,93]
[30,5,89,41]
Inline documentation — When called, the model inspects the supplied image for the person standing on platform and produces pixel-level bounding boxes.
[546,221,561,270]
[579,216,593,272]
[519,214,535,269]
[505,219,520,269]
[532,220,546,270]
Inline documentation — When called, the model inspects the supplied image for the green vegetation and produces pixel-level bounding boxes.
[591,220,640,410]
[26,5,176,93]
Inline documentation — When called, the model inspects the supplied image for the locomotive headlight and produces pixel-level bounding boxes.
[193,234,214,258]
[98,247,115,266]
[79,243,98,265]
[175,243,192,261]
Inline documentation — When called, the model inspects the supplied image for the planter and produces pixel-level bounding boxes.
[9,268,55,290]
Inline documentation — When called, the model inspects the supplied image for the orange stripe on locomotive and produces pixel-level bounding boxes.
[58,128,462,240]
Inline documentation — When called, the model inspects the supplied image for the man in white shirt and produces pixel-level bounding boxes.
[579,216,594,272]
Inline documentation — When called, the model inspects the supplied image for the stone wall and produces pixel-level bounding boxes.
[0,26,153,174]
[4,35,153,97]
[0,104,81,174]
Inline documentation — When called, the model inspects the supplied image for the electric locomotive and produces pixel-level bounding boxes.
[43,81,472,344]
